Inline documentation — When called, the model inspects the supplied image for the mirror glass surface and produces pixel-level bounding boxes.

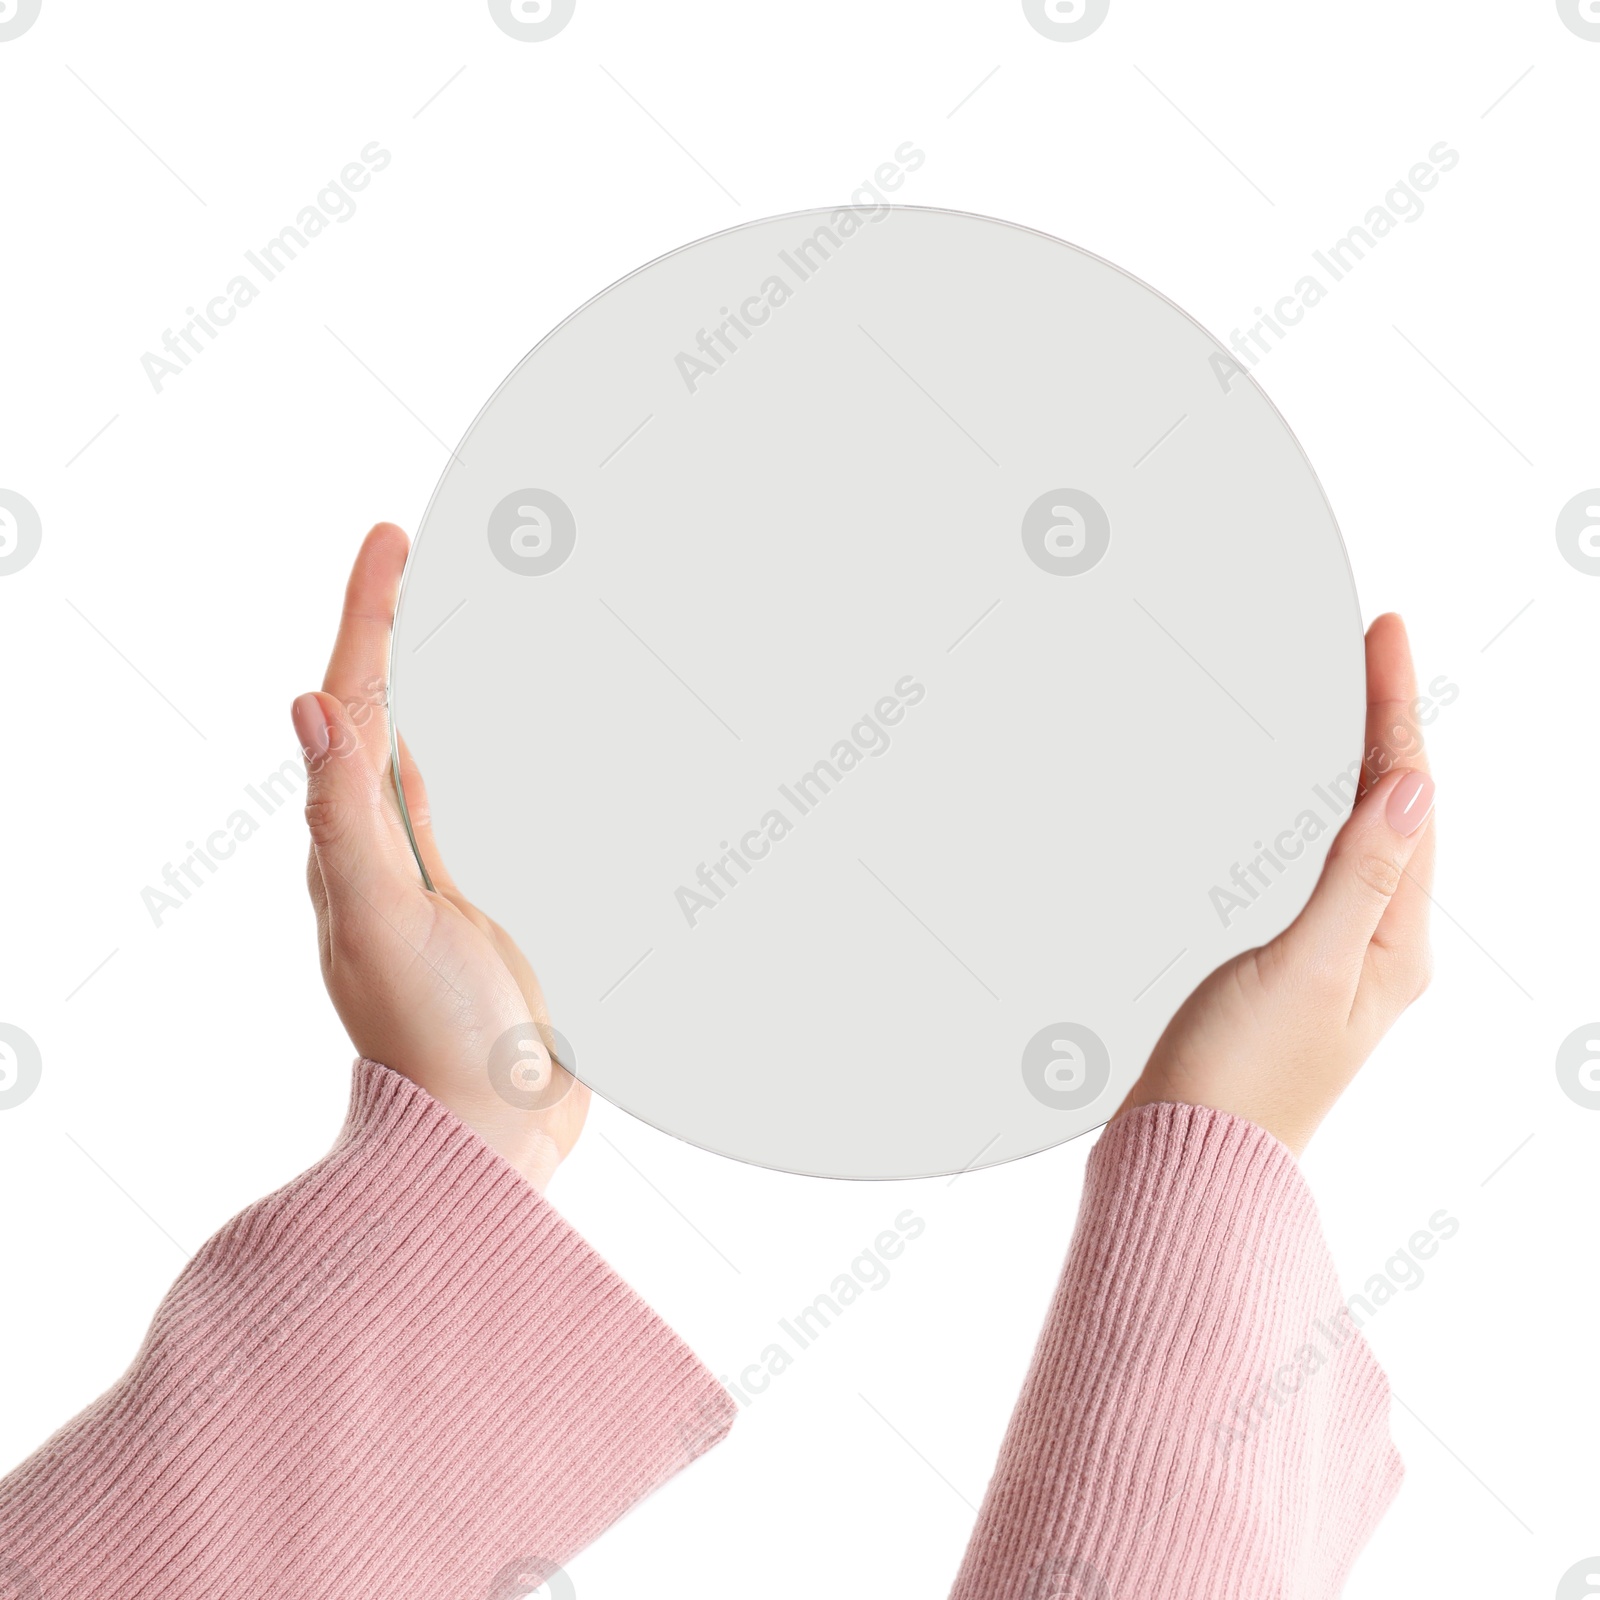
[389,206,1363,1179]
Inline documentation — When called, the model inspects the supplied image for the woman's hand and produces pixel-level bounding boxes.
[1114,613,1436,1156]
[291,523,588,1190]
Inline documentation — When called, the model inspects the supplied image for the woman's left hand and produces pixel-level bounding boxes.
[291,522,589,1190]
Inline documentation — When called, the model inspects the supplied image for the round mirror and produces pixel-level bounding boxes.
[389,206,1362,1179]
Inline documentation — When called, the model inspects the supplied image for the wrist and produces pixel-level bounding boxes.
[1113,1071,1309,1158]
[442,1095,568,1192]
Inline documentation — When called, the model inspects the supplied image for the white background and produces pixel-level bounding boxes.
[1,2,1595,1595]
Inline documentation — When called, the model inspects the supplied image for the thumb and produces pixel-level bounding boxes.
[1277,767,1436,988]
[292,691,396,893]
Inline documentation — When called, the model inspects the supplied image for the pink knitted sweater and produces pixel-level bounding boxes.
[0,1064,1400,1597]
[950,1100,1403,1597]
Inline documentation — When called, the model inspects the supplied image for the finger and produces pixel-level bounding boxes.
[1358,614,1430,796]
[395,733,459,895]
[1358,614,1437,966]
[321,522,409,770]
[1277,764,1436,999]
[293,689,405,899]
[485,914,552,1028]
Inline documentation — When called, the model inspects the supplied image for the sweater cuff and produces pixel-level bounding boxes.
[950,1101,1402,1600]
[0,1059,735,1600]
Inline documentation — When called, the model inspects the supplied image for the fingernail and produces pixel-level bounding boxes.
[292,694,329,759]
[1386,770,1434,835]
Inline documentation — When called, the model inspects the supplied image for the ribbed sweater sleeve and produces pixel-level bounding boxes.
[948,1102,1403,1600]
[0,1059,736,1599]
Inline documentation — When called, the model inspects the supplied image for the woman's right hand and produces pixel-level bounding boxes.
[1113,612,1436,1156]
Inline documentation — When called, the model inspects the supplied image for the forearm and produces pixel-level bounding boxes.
[0,1060,733,1598]
[949,1102,1401,1599]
